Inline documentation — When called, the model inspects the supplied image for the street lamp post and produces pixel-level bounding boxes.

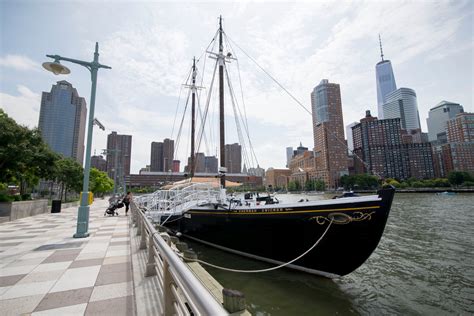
[43,42,111,238]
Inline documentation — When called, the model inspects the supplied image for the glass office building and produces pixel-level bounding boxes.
[38,81,87,164]
[376,59,397,119]
[382,87,421,131]
[426,101,464,143]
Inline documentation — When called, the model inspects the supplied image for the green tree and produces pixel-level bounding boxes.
[89,168,114,197]
[340,174,379,190]
[448,171,472,187]
[340,174,355,190]
[0,109,59,194]
[304,179,314,191]
[314,180,326,191]
[287,180,301,192]
[55,158,83,202]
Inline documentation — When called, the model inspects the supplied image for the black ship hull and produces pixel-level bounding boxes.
[166,187,395,277]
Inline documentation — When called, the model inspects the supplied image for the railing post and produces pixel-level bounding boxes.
[139,220,147,250]
[163,258,174,315]
[132,205,137,226]
[145,234,157,277]
[136,214,141,236]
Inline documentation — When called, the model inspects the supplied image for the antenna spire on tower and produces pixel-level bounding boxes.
[379,34,384,61]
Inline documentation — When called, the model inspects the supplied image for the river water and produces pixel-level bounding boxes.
[187,193,474,315]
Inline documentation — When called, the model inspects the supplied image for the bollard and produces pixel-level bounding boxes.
[183,249,198,262]
[175,242,188,252]
[222,288,246,313]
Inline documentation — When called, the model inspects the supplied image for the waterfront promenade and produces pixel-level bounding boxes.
[0,199,135,315]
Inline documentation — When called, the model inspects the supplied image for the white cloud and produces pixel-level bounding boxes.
[2,1,471,173]
[93,1,471,171]
[0,85,41,128]
[0,55,40,72]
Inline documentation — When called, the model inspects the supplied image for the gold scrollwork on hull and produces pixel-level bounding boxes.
[310,211,375,225]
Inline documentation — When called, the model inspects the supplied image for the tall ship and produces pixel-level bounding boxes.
[137,17,395,278]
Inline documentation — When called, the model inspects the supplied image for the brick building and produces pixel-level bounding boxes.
[265,168,292,189]
[432,112,474,177]
[352,110,434,180]
[310,79,348,188]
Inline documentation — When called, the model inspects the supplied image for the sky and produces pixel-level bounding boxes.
[1,0,473,174]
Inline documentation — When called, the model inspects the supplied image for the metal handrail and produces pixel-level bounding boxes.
[131,202,228,315]
[135,183,225,220]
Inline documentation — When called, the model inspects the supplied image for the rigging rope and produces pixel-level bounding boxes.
[178,219,333,273]
[226,35,382,179]
[227,35,312,116]
[171,30,218,175]
[194,61,218,173]
[223,32,260,168]
[174,90,191,167]
[224,66,253,171]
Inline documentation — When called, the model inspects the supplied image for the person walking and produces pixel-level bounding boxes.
[123,191,132,216]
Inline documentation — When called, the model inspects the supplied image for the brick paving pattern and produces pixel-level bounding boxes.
[0,199,135,315]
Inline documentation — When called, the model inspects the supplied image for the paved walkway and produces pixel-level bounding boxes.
[0,199,135,316]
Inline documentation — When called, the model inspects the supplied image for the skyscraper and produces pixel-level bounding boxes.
[294,142,308,156]
[285,147,293,168]
[106,131,132,179]
[311,79,348,188]
[346,122,358,154]
[163,138,174,172]
[426,101,464,143]
[150,138,174,172]
[382,87,421,131]
[150,142,164,172]
[225,143,242,173]
[204,156,218,173]
[375,35,397,119]
[38,80,87,164]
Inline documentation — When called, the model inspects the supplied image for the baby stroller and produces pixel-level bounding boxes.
[104,198,124,216]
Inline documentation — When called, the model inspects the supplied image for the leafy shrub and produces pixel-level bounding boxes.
[411,181,424,188]
[21,193,31,200]
[0,193,14,202]
[398,182,409,189]
[433,178,450,187]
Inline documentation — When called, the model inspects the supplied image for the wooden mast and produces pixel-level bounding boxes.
[218,15,226,188]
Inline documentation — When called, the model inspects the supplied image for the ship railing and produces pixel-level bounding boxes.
[135,183,224,217]
[130,201,228,315]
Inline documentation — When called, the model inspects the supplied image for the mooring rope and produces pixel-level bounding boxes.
[177,219,333,273]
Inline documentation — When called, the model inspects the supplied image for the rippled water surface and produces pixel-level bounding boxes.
[187,193,474,315]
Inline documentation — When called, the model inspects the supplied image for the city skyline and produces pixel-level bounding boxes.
[1,1,472,173]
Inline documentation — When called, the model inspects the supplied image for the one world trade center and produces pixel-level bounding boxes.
[375,35,397,119]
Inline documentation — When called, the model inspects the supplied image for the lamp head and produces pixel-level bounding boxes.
[42,60,70,75]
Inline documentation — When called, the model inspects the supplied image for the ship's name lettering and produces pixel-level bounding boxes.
[234,208,292,213]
